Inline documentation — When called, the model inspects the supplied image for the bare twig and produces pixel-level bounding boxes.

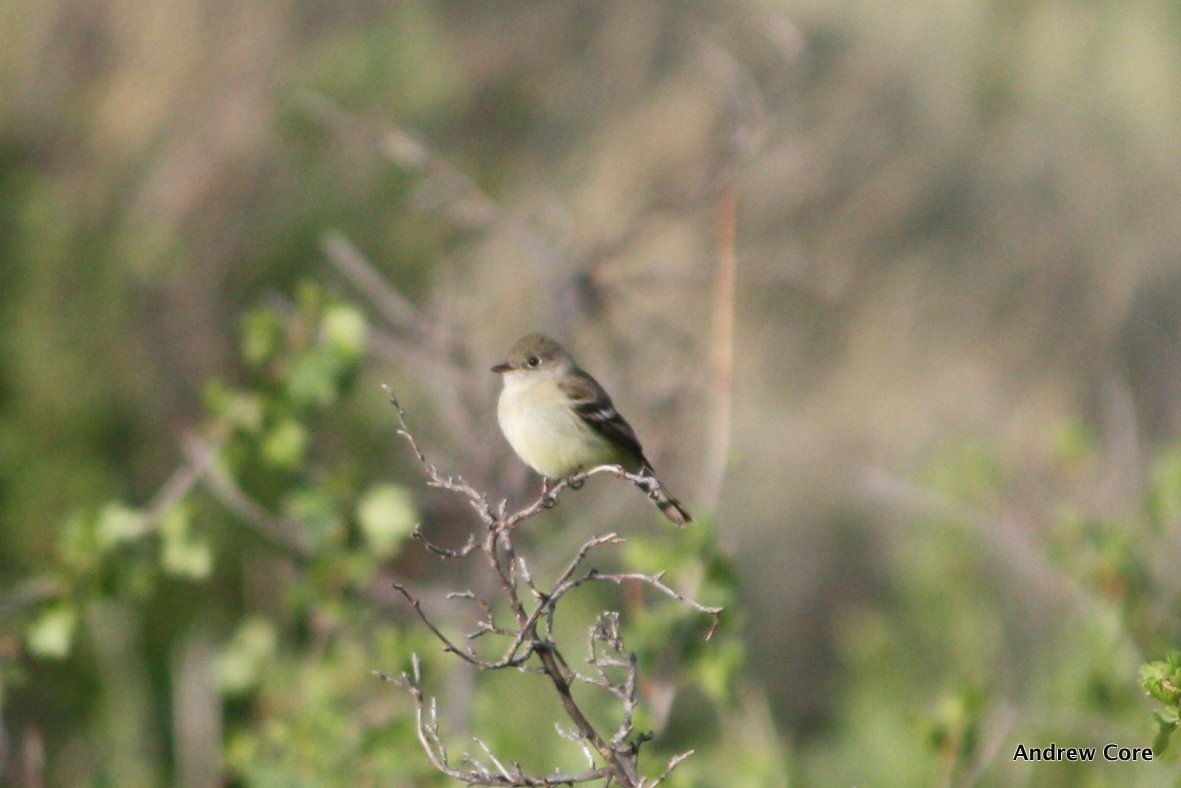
[380,656,618,786]
[0,577,63,621]
[382,392,723,786]
[413,525,479,559]
[650,749,697,786]
[571,569,724,641]
[182,436,313,559]
[321,232,425,336]
[384,386,496,520]
[145,438,215,521]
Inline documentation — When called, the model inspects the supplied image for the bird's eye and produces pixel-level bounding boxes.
[526,355,541,368]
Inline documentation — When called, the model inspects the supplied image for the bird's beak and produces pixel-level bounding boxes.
[491,361,513,373]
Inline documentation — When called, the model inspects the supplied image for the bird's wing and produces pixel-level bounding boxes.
[559,369,648,465]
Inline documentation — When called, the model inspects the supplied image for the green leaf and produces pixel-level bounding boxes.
[205,383,265,433]
[159,504,213,580]
[26,603,78,659]
[261,418,309,470]
[96,503,148,550]
[284,489,343,550]
[1140,652,1181,705]
[57,510,100,573]
[1153,709,1178,755]
[356,484,417,557]
[216,618,278,697]
[694,636,744,704]
[320,303,367,361]
[240,307,284,369]
[162,535,212,580]
[286,347,345,411]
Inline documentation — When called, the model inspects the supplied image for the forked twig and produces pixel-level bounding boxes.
[381,390,719,786]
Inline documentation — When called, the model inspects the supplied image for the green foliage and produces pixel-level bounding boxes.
[216,618,279,698]
[31,285,377,620]
[622,518,744,717]
[0,282,761,785]
[9,2,1180,781]
[1147,446,1181,533]
[296,1,463,118]
[355,484,417,557]
[920,685,987,778]
[158,502,212,580]
[24,603,77,660]
[222,629,436,787]
[1,284,430,782]
[800,424,1181,785]
[1140,652,1181,755]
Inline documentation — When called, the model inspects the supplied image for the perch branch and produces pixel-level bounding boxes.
[383,390,718,786]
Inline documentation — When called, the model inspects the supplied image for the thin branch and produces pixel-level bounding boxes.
[413,524,479,558]
[0,577,63,620]
[145,436,214,521]
[382,394,724,786]
[391,582,535,669]
[384,386,496,522]
[182,436,313,559]
[386,656,467,780]
[649,750,697,787]
[380,656,618,786]
[573,570,723,641]
[321,231,425,336]
[472,736,513,782]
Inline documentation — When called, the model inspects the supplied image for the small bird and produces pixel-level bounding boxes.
[492,333,692,525]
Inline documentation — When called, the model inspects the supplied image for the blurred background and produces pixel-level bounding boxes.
[3,0,1181,785]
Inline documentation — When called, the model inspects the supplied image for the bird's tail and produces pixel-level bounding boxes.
[640,464,693,526]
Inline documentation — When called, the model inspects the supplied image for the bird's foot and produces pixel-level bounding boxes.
[539,478,557,508]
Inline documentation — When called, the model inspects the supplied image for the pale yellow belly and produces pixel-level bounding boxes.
[498,387,616,478]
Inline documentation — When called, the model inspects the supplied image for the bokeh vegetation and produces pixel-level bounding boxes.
[3,0,1181,785]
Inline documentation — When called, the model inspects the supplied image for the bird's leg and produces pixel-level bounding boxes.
[540,477,557,508]
[635,466,660,498]
[644,478,661,501]
[567,471,586,490]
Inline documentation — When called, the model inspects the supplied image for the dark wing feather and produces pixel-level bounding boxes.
[559,368,649,466]
[561,367,692,524]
